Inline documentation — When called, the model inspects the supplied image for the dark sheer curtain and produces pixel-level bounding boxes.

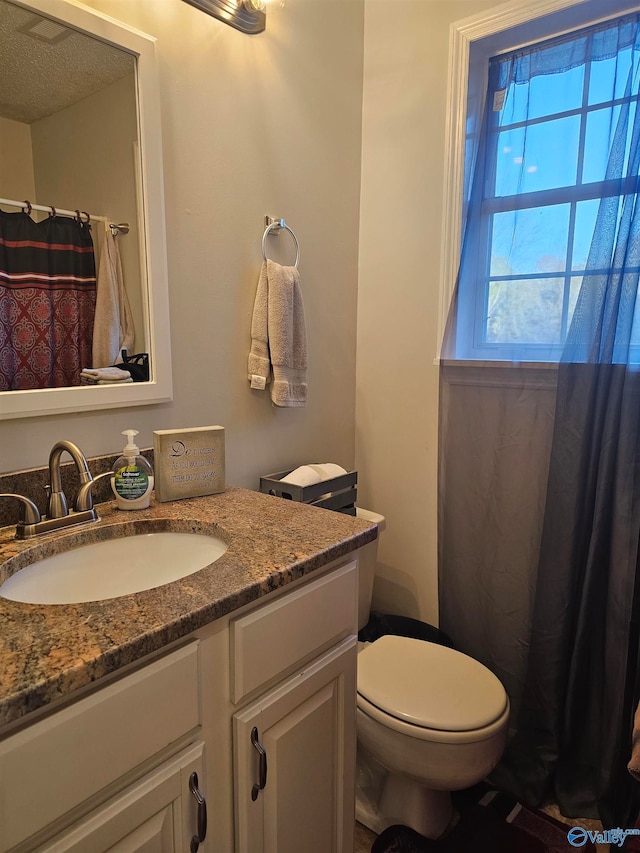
[440,14,640,827]
[0,210,96,390]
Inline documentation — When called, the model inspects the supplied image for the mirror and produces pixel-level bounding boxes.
[0,0,172,418]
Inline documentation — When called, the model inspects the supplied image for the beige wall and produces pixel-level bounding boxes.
[31,73,144,351]
[356,0,498,625]
[0,117,35,201]
[2,0,364,491]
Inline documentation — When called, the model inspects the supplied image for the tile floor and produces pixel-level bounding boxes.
[540,805,609,853]
[353,809,611,852]
[354,821,377,853]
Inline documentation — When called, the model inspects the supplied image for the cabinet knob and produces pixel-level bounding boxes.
[251,726,268,801]
[189,772,208,852]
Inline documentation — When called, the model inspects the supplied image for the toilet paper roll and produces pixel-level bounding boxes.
[279,465,323,487]
[308,463,348,482]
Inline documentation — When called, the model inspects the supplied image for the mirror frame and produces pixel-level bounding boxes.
[1,0,172,419]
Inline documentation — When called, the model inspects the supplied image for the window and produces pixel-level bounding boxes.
[452,12,640,362]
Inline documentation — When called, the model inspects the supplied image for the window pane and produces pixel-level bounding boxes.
[491,205,570,276]
[573,197,628,269]
[588,47,633,105]
[495,116,580,195]
[630,283,640,346]
[569,273,640,349]
[569,275,583,326]
[583,101,638,183]
[572,200,599,269]
[486,278,564,343]
[502,65,584,123]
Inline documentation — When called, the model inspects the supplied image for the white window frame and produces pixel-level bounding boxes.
[437,0,640,364]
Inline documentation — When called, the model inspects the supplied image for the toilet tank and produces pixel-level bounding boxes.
[355,508,386,631]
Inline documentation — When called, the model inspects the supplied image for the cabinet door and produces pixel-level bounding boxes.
[0,642,200,853]
[233,638,356,853]
[37,742,207,853]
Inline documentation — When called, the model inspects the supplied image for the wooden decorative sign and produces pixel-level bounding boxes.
[153,426,225,502]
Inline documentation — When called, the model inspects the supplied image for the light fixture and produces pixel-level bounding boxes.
[182,0,265,34]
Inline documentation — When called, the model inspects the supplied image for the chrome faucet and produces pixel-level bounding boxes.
[46,440,92,519]
[47,440,114,519]
[0,441,112,540]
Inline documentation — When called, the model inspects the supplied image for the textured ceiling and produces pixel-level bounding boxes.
[0,0,135,124]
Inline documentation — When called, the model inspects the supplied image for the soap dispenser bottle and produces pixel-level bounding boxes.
[111,430,154,510]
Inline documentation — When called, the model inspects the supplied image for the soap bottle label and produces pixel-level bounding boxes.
[114,466,149,500]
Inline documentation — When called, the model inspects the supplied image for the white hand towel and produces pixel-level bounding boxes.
[96,377,134,385]
[248,260,307,407]
[248,262,271,386]
[81,366,132,382]
[92,221,135,368]
[279,465,322,487]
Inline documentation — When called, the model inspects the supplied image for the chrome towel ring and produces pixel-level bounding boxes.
[262,216,300,269]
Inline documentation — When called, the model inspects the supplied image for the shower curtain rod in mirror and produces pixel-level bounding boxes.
[0,196,129,236]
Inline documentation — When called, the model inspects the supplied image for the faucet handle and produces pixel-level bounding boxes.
[0,494,42,525]
[46,485,68,520]
[74,471,114,513]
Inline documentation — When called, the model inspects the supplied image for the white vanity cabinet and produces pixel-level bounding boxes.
[0,643,205,853]
[230,560,358,853]
[233,641,356,853]
[38,741,206,853]
[0,555,359,853]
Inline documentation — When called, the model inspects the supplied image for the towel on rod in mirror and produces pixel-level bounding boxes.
[92,220,135,368]
[248,259,307,407]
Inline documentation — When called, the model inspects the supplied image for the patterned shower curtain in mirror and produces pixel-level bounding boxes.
[0,210,96,390]
[439,13,640,827]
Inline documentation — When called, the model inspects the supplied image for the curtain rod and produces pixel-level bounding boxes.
[0,196,129,236]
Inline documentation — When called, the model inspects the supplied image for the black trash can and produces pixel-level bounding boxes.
[358,610,455,649]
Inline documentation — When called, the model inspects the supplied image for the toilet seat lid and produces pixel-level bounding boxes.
[357,635,508,732]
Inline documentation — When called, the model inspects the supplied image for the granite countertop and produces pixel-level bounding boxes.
[0,487,376,730]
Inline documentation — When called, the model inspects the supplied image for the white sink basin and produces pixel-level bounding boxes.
[0,531,228,604]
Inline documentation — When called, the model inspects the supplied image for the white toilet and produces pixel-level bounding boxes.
[355,508,510,839]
